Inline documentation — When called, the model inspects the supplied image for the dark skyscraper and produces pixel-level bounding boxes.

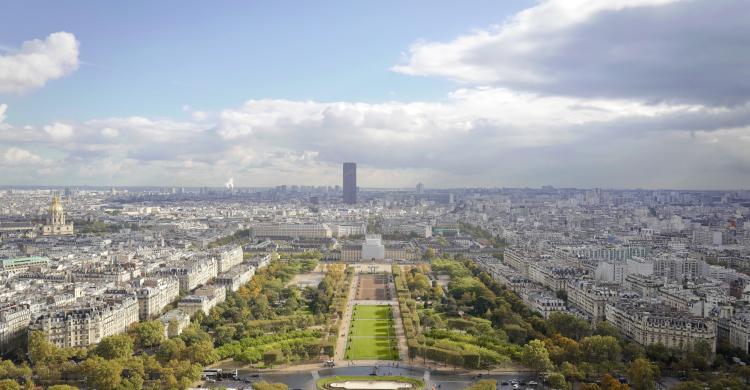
[343,162,357,204]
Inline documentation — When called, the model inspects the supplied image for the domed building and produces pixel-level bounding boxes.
[40,196,74,236]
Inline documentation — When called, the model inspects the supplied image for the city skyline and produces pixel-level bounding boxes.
[0,0,749,189]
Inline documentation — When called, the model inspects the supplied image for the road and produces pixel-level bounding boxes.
[203,365,542,390]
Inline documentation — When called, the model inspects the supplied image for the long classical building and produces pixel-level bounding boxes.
[605,299,716,352]
[135,277,180,320]
[566,280,618,322]
[178,284,226,316]
[340,235,418,261]
[211,245,243,273]
[215,264,256,292]
[0,256,49,271]
[251,223,332,239]
[29,292,139,348]
[0,304,32,354]
[156,258,217,293]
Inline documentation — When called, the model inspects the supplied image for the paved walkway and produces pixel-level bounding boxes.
[334,271,360,361]
[334,266,409,363]
[388,274,410,361]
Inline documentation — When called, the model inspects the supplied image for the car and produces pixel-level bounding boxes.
[206,379,216,383]
[250,374,260,378]
[512,385,520,389]
[501,382,509,386]
[519,381,527,386]
[528,381,538,386]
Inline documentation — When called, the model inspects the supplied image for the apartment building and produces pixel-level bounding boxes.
[29,293,139,348]
[0,304,32,354]
[156,257,217,293]
[178,284,226,316]
[135,277,180,320]
[566,280,618,322]
[215,264,255,292]
[211,245,243,273]
[158,309,191,337]
[605,300,716,352]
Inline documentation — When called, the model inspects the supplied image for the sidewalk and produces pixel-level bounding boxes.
[333,271,359,361]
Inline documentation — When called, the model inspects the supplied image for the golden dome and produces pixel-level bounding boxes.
[50,196,64,214]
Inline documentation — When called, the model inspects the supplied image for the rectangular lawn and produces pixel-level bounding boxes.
[345,304,399,360]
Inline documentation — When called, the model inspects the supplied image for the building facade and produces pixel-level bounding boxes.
[136,277,180,320]
[343,162,357,204]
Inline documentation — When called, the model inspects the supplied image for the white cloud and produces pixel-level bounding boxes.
[101,127,119,138]
[43,122,74,140]
[1,1,749,188]
[392,0,750,105]
[1,87,749,188]
[2,147,47,166]
[0,103,6,124]
[0,32,80,94]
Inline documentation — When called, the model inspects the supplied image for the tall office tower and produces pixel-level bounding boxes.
[416,182,424,194]
[343,162,357,204]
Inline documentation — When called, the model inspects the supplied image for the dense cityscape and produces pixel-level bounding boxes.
[0,163,749,389]
[3,1,750,389]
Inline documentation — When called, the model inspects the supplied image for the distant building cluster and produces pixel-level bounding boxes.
[2,183,750,360]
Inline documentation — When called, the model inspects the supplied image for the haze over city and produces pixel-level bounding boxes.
[1,0,749,189]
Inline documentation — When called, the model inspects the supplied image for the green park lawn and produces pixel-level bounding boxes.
[345,304,399,360]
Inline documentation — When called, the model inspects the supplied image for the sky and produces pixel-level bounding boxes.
[1,0,749,189]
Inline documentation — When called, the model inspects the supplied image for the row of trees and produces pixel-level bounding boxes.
[445,254,750,389]
[202,256,351,366]
[0,319,215,390]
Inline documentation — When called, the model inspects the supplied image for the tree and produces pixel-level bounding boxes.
[546,335,581,365]
[560,362,584,383]
[81,357,123,390]
[263,350,283,367]
[463,380,497,390]
[548,312,591,340]
[580,335,621,372]
[520,339,553,374]
[687,339,712,370]
[0,380,20,390]
[627,357,659,390]
[600,374,628,390]
[186,340,219,365]
[132,321,165,348]
[622,341,645,362]
[251,381,288,390]
[670,382,704,390]
[547,372,568,390]
[48,386,79,390]
[156,338,186,363]
[28,331,57,364]
[594,322,621,339]
[93,334,133,360]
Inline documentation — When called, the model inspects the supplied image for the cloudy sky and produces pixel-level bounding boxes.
[1,0,749,189]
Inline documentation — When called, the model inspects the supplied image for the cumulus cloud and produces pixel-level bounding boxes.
[1,2,749,188]
[43,122,74,140]
[1,85,750,188]
[2,147,48,166]
[0,32,80,94]
[101,127,119,138]
[392,0,750,105]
